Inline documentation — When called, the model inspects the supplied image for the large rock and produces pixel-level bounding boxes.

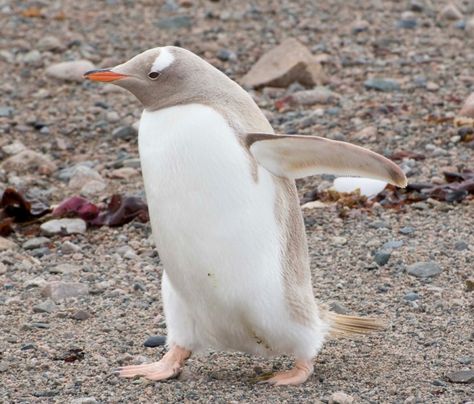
[0,237,17,251]
[68,166,105,190]
[446,370,474,384]
[438,4,463,21]
[458,93,474,118]
[241,39,326,88]
[0,150,57,174]
[407,261,442,278]
[46,60,95,82]
[40,218,87,236]
[41,281,89,301]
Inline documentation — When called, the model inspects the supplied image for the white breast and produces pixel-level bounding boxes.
[138,104,290,353]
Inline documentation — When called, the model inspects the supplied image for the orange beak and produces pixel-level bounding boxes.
[84,69,128,82]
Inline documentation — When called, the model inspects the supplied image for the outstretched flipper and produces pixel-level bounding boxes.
[246,133,407,187]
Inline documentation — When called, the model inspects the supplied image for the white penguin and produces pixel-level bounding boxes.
[84,46,406,386]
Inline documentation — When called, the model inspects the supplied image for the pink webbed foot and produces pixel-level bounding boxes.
[259,359,314,386]
[117,345,191,381]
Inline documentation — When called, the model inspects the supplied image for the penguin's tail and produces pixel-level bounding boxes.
[324,311,386,338]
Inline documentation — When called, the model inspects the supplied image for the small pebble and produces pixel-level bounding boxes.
[374,250,391,266]
[71,310,91,321]
[364,78,400,92]
[329,391,354,404]
[399,226,415,235]
[33,299,57,314]
[403,292,420,301]
[143,335,167,347]
[446,370,474,384]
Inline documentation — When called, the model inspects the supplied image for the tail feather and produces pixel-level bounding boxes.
[325,311,386,338]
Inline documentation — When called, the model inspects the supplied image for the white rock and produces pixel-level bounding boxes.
[332,177,387,198]
[329,391,354,404]
[2,141,26,155]
[68,166,105,189]
[21,50,41,65]
[301,200,326,209]
[80,179,107,196]
[45,60,95,82]
[48,263,81,275]
[41,281,89,301]
[438,3,463,21]
[0,237,17,251]
[70,397,98,404]
[332,236,348,246]
[40,219,87,236]
[37,35,64,51]
[0,150,57,174]
[110,167,139,180]
[24,277,48,289]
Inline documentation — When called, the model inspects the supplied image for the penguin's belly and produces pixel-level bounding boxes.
[138,104,294,354]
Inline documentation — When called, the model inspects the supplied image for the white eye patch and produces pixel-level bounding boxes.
[151,47,175,72]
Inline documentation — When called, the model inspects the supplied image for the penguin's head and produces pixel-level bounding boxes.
[84,46,217,110]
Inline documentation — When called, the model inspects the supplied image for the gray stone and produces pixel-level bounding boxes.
[374,250,391,266]
[37,35,64,52]
[156,15,192,30]
[46,60,95,82]
[0,106,14,117]
[407,261,442,278]
[217,49,236,62]
[61,241,81,254]
[446,370,474,384]
[70,310,91,321]
[122,158,141,169]
[458,356,472,365]
[112,125,137,140]
[364,78,401,92]
[33,299,57,314]
[328,301,349,315]
[383,240,404,250]
[22,237,50,250]
[454,240,468,251]
[48,263,81,275]
[403,292,420,301]
[400,226,415,235]
[22,50,41,65]
[41,281,89,301]
[143,335,167,347]
[80,180,107,196]
[40,219,87,236]
[68,166,104,190]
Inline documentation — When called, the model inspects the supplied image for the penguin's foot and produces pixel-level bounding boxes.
[259,359,313,386]
[116,345,191,381]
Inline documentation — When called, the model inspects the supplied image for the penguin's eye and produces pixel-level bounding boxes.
[148,71,161,80]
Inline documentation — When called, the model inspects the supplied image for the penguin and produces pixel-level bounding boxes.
[84,46,407,386]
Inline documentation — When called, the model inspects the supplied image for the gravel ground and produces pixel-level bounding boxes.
[1,0,473,403]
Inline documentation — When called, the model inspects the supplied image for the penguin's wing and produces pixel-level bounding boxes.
[245,133,407,187]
